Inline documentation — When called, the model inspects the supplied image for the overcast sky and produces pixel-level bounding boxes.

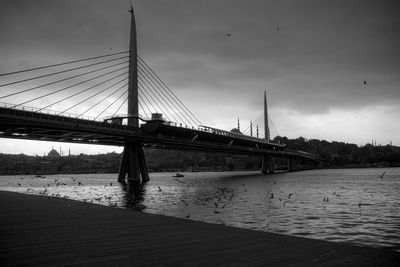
[0,0,399,155]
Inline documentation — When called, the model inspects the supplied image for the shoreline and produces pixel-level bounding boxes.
[1,190,399,266]
[1,165,399,177]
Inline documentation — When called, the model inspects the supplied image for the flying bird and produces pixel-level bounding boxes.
[226,33,231,36]
[288,193,294,199]
[380,172,385,178]
[364,80,367,85]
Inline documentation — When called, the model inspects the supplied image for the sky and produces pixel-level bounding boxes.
[0,0,399,155]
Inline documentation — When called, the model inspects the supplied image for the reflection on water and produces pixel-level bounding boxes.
[1,168,399,251]
[120,181,146,211]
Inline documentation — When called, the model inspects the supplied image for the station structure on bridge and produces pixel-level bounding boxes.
[0,6,320,184]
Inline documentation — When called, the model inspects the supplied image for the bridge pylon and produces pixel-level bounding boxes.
[118,141,149,183]
[261,91,274,174]
[118,5,149,184]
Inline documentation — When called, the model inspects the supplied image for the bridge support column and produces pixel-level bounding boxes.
[118,142,149,184]
[288,158,296,172]
[261,155,274,174]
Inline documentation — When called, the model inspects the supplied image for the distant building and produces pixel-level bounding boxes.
[230,128,242,134]
[48,149,61,158]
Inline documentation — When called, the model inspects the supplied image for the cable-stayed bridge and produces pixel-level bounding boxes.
[0,7,320,183]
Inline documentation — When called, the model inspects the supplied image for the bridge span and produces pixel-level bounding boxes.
[0,105,317,162]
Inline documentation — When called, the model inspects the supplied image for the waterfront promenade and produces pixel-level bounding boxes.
[1,191,399,266]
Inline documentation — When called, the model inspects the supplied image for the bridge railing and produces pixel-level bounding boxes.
[0,102,104,122]
[0,102,141,132]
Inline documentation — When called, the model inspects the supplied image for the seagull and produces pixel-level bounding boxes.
[380,172,385,178]
[158,186,162,192]
[288,193,294,199]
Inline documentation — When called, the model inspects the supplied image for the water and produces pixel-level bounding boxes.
[1,168,399,251]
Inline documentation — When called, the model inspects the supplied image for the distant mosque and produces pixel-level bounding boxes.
[230,118,243,134]
[47,148,60,158]
[47,146,71,157]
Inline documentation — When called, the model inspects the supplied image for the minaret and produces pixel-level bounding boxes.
[264,91,270,141]
[127,5,139,127]
[237,118,240,132]
[250,121,253,136]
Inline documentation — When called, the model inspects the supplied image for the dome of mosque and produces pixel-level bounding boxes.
[230,128,242,134]
[48,149,61,158]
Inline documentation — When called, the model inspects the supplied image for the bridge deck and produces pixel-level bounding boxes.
[0,106,318,160]
[1,191,398,266]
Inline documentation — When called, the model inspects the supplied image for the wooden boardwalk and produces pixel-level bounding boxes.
[1,191,399,266]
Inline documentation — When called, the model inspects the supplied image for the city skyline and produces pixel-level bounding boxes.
[0,0,399,154]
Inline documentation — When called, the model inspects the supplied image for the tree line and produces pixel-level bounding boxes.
[0,137,399,175]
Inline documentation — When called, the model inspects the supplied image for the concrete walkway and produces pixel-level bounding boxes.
[1,191,399,266]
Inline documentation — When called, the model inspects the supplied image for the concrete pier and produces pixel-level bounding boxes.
[1,191,399,266]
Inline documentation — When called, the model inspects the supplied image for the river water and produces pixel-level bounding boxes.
[1,168,399,251]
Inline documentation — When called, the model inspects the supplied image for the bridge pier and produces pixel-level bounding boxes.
[287,158,296,172]
[118,142,149,184]
[261,155,274,174]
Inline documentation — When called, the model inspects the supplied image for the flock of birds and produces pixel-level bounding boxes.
[15,176,120,207]
[12,170,388,220]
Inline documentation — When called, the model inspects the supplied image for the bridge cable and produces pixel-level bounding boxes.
[138,64,194,126]
[111,96,128,118]
[138,67,185,123]
[138,74,177,122]
[138,61,195,126]
[40,73,128,113]
[0,61,128,101]
[138,95,150,119]
[56,75,129,115]
[137,71,184,124]
[137,79,171,122]
[0,51,129,77]
[77,82,128,118]
[138,86,158,115]
[138,56,202,126]
[138,57,199,126]
[11,66,127,108]
[0,56,128,88]
[94,90,128,120]
[242,113,263,134]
